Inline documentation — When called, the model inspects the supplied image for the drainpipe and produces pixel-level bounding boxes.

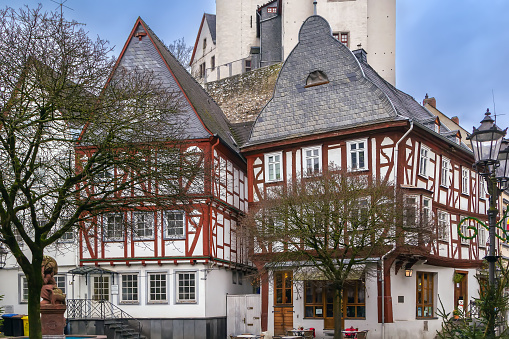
[381,120,413,339]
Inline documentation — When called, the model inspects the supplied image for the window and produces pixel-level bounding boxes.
[434,124,440,133]
[20,276,28,303]
[274,271,293,305]
[333,32,349,47]
[103,214,124,241]
[441,158,450,187]
[238,271,243,285]
[164,211,185,239]
[462,167,470,195]
[232,271,237,284]
[416,272,434,318]
[304,281,365,319]
[149,273,167,302]
[345,281,366,318]
[479,177,486,199]
[265,152,282,182]
[479,227,487,247]
[211,56,215,70]
[133,212,154,240]
[202,38,207,50]
[245,59,252,72]
[419,146,429,177]
[121,274,139,303]
[176,272,197,303]
[305,70,329,87]
[347,139,367,171]
[460,216,469,245]
[303,146,321,175]
[422,198,431,226]
[438,211,449,241]
[199,62,206,78]
[267,7,277,13]
[93,276,110,301]
[55,275,66,295]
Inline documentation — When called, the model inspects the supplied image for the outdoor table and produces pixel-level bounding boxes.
[287,329,314,338]
[341,330,367,338]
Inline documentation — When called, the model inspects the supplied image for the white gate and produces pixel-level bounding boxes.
[227,294,261,337]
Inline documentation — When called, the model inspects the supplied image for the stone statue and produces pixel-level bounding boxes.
[41,255,66,305]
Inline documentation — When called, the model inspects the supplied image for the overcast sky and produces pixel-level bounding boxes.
[2,0,509,132]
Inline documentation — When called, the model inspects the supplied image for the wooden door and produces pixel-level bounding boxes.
[454,271,468,312]
[274,307,293,335]
[324,285,344,330]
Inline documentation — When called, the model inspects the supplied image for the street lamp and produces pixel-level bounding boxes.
[467,108,509,337]
[0,245,8,269]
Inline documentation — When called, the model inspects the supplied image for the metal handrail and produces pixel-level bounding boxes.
[67,299,142,338]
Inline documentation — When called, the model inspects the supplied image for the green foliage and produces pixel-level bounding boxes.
[437,261,509,339]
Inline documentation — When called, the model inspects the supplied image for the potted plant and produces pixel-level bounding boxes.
[453,273,464,284]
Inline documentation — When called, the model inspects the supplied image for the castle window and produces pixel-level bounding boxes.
[333,32,349,47]
[267,7,277,13]
[305,70,329,88]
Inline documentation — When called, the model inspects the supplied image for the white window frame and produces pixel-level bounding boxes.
[347,139,368,172]
[92,275,110,301]
[440,158,450,187]
[419,146,429,177]
[164,211,186,240]
[103,213,124,242]
[133,212,154,240]
[175,271,197,304]
[479,177,486,200]
[20,275,28,303]
[460,216,469,245]
[148,272,168,303]
[54,275,66,295]
[438,210,449,241]
[422,197,432,226]
[265,152,283,182]
[120,273,139,304]
[478,227,487,247]
[462,167,470,195]
[302,146,322,176]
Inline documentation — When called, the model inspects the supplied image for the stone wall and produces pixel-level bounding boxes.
[205,63,281,123]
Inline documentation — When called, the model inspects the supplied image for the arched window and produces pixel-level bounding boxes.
[305,70,329,88]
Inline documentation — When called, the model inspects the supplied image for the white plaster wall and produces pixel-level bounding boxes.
[205,267,253,317]
[190,18,218,82]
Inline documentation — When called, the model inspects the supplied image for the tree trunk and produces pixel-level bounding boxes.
[333,285,343,339]
[27,258,43,339]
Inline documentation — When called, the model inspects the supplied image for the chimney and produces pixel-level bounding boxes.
[353,49,368,64]
[451,116,459,125]
[423,93,436,108]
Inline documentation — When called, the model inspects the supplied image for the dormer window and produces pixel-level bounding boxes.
[434,123,440,133]
[305,70,329,88]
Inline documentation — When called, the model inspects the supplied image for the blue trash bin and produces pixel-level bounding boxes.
[1,314,18,336]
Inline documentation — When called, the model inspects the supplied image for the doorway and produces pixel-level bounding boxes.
[454,271,468,312]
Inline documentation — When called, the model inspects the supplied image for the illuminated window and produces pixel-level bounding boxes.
[416,272,434,318]
[274,271,293,305]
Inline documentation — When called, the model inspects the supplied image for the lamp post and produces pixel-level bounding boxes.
[468,108,509,337]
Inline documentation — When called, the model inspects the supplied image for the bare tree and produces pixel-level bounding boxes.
[243,168,434,339]
[167,37,193,71]
[0,6,202,339]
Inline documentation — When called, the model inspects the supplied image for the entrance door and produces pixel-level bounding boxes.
[324,286,344,330]
[454,271,468,312]
[274,307,293,335]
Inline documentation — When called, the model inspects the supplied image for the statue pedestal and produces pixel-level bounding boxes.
[41,304,66,337]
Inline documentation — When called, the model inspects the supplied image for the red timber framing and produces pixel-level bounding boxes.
[77,135,249,269]
[244,121,490,327]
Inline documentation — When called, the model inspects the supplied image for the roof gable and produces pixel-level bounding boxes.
[115,17,237,150]
[245,16,397,147]
[190,13,216,66]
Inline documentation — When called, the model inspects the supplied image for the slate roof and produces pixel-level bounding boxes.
[117,18,238,151]
[205,14,216,44]
[244,15,465,150]
[245,16,399,147]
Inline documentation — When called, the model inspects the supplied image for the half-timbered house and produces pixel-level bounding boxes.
[241,16,489,339]
[69,18,253,338]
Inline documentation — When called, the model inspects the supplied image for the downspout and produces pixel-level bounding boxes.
[256,8,262,68]
[381,120,413,339]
